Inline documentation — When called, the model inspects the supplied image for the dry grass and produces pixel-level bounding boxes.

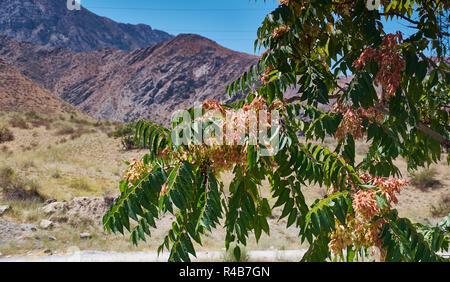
[0,127,14,143]
[409,168,441,191]
[9,115,29,129]
[0,113,448,257]
[430,195,450,218]
[0,166,45,203]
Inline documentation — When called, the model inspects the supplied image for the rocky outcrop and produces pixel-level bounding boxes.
[0,0,173,52]
[40,196,116,225]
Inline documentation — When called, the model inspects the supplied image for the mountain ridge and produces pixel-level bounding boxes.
[0,34,259,124]
[0,0,173,52]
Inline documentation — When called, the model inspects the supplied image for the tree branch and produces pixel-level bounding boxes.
[285,94,340,104]
[373,104,450,149]
[379,12,420,25]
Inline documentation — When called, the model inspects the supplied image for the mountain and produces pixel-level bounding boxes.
[0,34,259,124]
[0,0,173,52]
[0,59,80,116]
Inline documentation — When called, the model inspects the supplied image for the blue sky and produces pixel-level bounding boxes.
[81,0,418,55]
[82,0,280,55]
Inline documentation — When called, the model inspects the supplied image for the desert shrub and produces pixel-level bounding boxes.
[69,177,92,191]
[69,126,93,140]
[409,168,441,190]
[71,118,92,126]
[31,119,52,130]
[55,125,75,136]
[109,122,142,150]
[1,145,9,153]
[0,167,45,203]
[25,111,41,120]
[431,195,450,218]
[223,243,249,262]
[121,135,138,151]
[29,119,52,130]
[30,141,39,148]
[0,127,14,143]
[21,160,35,169]
[56,123,93,139]
[51,169,61,179]
[111,122,136,138]
[9,115,29,129]
[26,113,52,130]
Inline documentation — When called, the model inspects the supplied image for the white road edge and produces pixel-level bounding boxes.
[1,250,447,262]
[0,249,307,262]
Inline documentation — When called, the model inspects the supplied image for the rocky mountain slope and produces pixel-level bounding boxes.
[0,0,173,52]
[0,34,259,124]
[0,59,81,117]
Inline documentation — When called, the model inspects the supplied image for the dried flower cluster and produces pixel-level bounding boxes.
[261,65,274,85]
[272,25,290,39]
[278,0,311,14]
[329,173,409,256]
[358,173,408,206]
[159,98,281,173]
[332,0,357,17]
[123,159,150,183]
[329,215,384,254]
[278,0,290,5]
[332,103,384,141]
[353,32,405,100]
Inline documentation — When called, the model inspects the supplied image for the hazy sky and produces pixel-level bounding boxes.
[80,0,417,55]
[82,0,279,55]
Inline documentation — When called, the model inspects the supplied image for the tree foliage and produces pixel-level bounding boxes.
[104,0,449,261]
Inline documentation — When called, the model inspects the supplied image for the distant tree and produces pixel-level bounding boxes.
[104,0,449,261]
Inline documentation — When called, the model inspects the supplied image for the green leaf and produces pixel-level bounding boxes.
[234,246,241,262]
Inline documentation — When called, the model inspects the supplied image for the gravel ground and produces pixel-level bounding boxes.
[0,219,37,243]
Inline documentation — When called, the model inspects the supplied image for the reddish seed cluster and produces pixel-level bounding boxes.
[329,173,409,256]
[353,32,406,100]
[359,173,408,205]
[272,25,290,39]
[353,174,409,221]
[202,97,272,141]
[352,189,381,221]
[329,215,385,254]
[159,98,281,174]
[123,159,150,184]
[278,0,290,5]
[332,103,384,141]
[261,65,274,85]
[201,98,278,172]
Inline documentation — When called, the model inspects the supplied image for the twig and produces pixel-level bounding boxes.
[379,12,419,25]
[373,104,450,149]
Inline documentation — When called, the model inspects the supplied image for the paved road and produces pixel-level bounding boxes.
[0,249,307,262]
[1,249,448,262]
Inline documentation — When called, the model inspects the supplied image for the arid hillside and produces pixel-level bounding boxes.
[0,34,259,124]
[0,59,82,117]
